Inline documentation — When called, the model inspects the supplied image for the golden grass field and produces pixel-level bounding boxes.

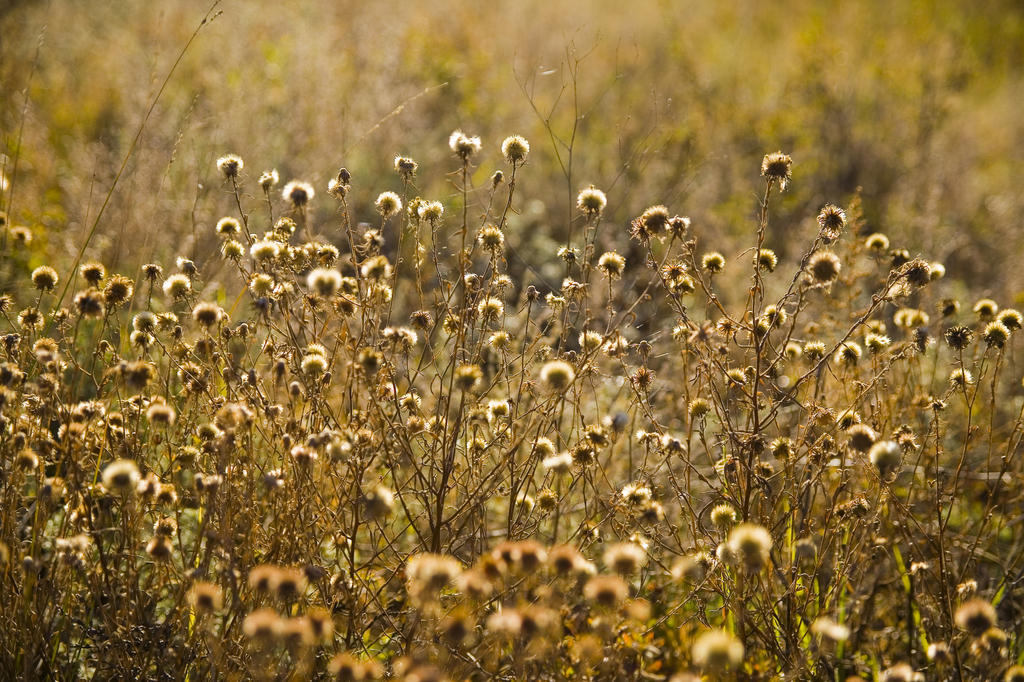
[1,0,1024,680]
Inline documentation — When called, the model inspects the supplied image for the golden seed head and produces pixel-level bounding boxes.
[539,360,575,392]
[869,440,902,474]
[816,204,846,240]
[477,224,505,255]
[251,240,281,262]
[163,274,191,301]
[217,154,243,178]
[689,398,711,418]
[702,252,726,274]
[375,191,402,219]
[577,185,607,217]
[394,155,418,180]
[361,255,392,281]
[282,180,315,208]
[192,302,223,328]
[983,321,1010,349]
[74,289,105,318]
[630,205,670,244]
[31,266,59,292]
[102,459,140,493]
[761,151,793,190]
[692,629,744,669]
[834,341,862,367]
[454,364,483,392]
[598,251,626,279]
[604,542,647,575]
[710,503,737,529]
[944,325,973,351]
[501,135,530,165]
[583,574,629,607]
[449,130,482,161]
[955,598,997,637]
[259,169,279,190]
[808,250,841,283]
[188,582,224,615]
[727,523,773,571]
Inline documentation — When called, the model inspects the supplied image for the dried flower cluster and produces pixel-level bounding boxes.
[0,137,1021,682]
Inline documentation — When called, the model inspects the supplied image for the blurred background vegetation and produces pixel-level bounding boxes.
[1,0,1022,307]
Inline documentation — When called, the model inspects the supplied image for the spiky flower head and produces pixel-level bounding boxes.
[185,302,221,332]
[692,629,744,670]
[949,368,973,388]
[542,452,573,474]
[417,200,444,224]
[454,364,483,392]
[630,205,671,244]
[133,311,157,333]
[409,309,433,330]
[834,341,862,367]
[998,309,1023,332]
[300,352,328,377]
[577,185,607,218]
[847,424,877,452]
[188,582,223,615]
[710,503,737,529]
[31,266,58,292]
[15,307,38,332]
[621,482,652,506]
[598,251,626,279]
[763,305,786,329]
[501,135,530,165]
[866,233,890,252]
[146,401,175,425]
[360,255,392,281]
[761,152,793,190]
[394,155,417,181]
[477,297,504,323]
[955,598,997,638]
[282,180,315,209]
[449,130,482,162]
[727,523,773,571]
[217,154,243,179]
[477,224,505,255]
[974,299,999,319]
[669,215,690,238]
[99,275,132,308]
[702,252,726,275]
[540,360,575,393]
[944,326,973,351]
[406,553,463,600]
[251,240,281,263]
[865,333,891,355]
[102,459,140,493]
[893,307,929,330]
[983,321,1010,349]
[80,262,106,286]
[869,440,902,476]
[816,204,846,241]
[258,169,279,191]
[74,289,105,318]
[689,397,711,418]
[375,191,402,219]
[583,575,628,607]
[307,268,342,297]
[757,249,778,272]
[216,217,241,237]
[808,250,841,283]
